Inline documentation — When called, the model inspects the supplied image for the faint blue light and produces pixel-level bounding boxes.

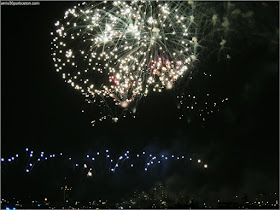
[142,152,145,155]
[37,204,40,207]
[116,164,119,167]
[111,168,114,172]
[15,154,19,157]
[182,156,185,159]
[150,154,152,157]
[107,155,110,158]
[30,154,33,157]
[120,207,123,209]
[136,154,139,157]
[13,208,16,210]
[172,155,174,158]
[84,164,87,168]
[53,154,55,157]
[60,153,63,156]
[26,169,29,173]
[29,163,32,166]
[50,155,52,158]
[75,164,78,167]
[131,164,133,167]
[40,154,43,157]
[30,151,33,154]
[161,155,164,158]
[92,158,95,161]
[111,159,113,162]
[8,159,11,162]
[86,155,89,158]
[1,158,4,162]
[11,157,15,160]
[124,153,127,156]
[45,157,47,160]
[158,161,161,164]
[69,158,71,160]
[165,157,168,160]
[177,157,180,160]
[119,156,123,160]
[151,161,153,164]
[37,158,40,161]
[126,156,129,159]
[26,148,28,151]
[145,168,147,171]
[6,207,10,210]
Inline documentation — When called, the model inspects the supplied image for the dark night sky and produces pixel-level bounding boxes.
[1,1,279,204]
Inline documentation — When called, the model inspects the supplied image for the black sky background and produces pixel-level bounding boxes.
[1,1,279,204]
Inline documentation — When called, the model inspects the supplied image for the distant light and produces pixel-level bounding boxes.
[15,154,19,157]
[182,156,185,159]
[120,206,124,209]
[111,168,115,172]
[165,157,168,160]
[8,159,11,162]
[13,208,16,210]
[87,171,92,177]
[86,155,89,158]
[150,154,152,157]
[1,158,4,162]
[29,163,32,166]
[75,164,78,167]
[37,204,40,207]
[204,164,208,168]
[172,155,174,158]
[30,154,33,157]
[127,151,129,153]
[6,208,10,210]
[84,164,87,168]
[26,148,28,151]
[11,157,15,160]
[26,169,29,173]
[136,154,139,157]
[143,151,145,155]
[53,154,55,157]
[116,164,119,167]
[97,152,100,155]
[177,157,180,160]
[145,168,147,171]
[60,153,63,156]
[92,158,95,161]
[107,155,110,158]
[131,164,133,167]
[50,155,52,158]
[158,161,161,164]
[111,159,113,162]
[45,157,47,160]
[69,157,71,160]
[161,155,164,158]
[106,150,109,153]
[198,159,201,163]
[119,156,123,160]
[190,158,192,161]
[37,158,40,161]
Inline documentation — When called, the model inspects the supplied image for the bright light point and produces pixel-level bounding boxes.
[1,158,4,162]
[87,171,92,177]
[30,154,33,157]
[26,169,29,173]
[84,164,87,168]
[26,148,28,151]
[111,168,114,172]
[190,158,192,161]
[97,152,100,155]
[131,164,133,167]
[16,154,19,157]
[8,159,11,162]
[121,101,128,108]
[106,150,109,153]
[29,163,32,166]
[75,164,78,167]
[166,82,173,89]
[204,164,208,168]
[145,168,147,171]
[86,155,89,158]
[60,153,63,155]
[198,159,201,163]
[143,152,145,155]
[37,158,40,161]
